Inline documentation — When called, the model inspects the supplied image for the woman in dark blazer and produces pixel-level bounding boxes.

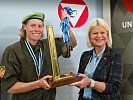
[70,18,123,100]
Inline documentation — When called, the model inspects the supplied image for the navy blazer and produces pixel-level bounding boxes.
[78,46,123,100]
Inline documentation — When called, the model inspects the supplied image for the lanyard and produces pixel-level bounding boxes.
[25,39,42,76]
[60,7,71,46]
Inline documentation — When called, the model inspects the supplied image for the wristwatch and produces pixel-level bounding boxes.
[87,79,95,88]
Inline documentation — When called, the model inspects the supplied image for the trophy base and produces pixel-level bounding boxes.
[48,73,82,88]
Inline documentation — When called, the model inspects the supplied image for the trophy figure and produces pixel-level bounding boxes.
[46,25,81,88]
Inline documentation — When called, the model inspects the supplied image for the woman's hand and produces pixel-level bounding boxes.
[7,75,52,94]
[69,71,91,89]
[37,75,52,90]
[61,10,71,20]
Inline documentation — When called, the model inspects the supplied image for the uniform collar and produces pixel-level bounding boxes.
[21,38,41,52]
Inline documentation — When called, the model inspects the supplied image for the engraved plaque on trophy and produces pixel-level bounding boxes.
[46,25,81,88]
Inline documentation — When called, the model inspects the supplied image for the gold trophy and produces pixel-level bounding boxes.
[46,25,81,88]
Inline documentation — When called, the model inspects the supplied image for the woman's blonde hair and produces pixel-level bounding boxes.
[19,11,44,39]
[19,22,27,39]
[87,18,112,48]
[19,21,44,39]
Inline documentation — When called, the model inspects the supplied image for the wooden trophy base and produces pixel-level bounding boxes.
[48,74,82,88]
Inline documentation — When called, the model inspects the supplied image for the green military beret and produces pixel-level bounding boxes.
[22,11,45,23]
